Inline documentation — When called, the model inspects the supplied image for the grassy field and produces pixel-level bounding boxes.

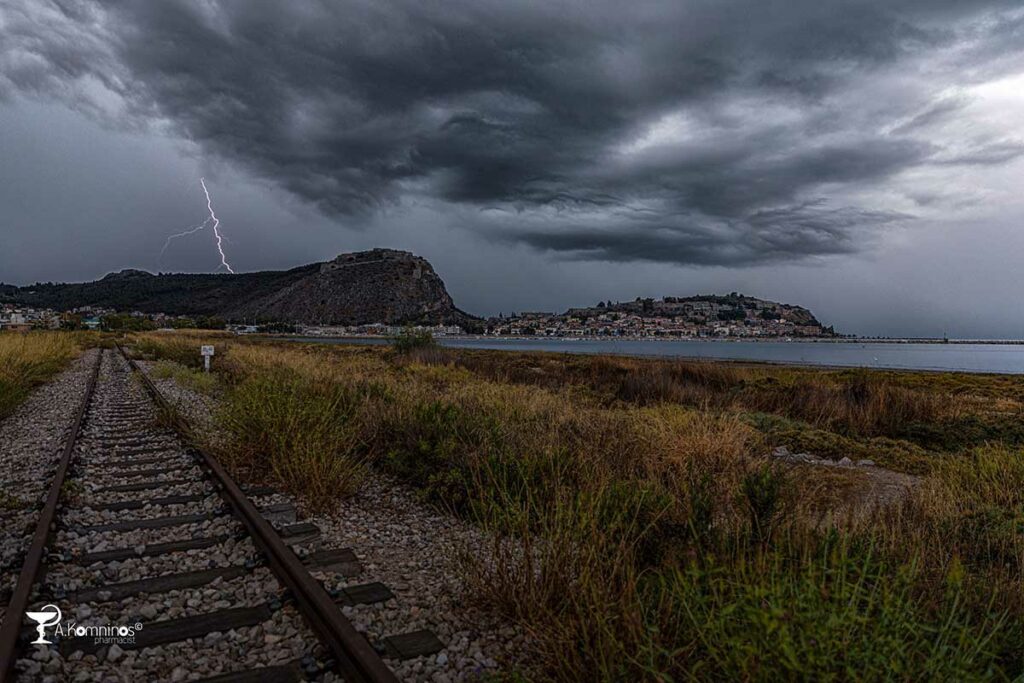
[0,331,89,419]
[131,332,1024,681]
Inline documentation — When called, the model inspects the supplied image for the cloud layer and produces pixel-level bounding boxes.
[3,0,1024,267]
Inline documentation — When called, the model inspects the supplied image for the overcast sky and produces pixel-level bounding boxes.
[2,1,1024,336]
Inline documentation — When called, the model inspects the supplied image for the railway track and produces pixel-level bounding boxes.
[0,347,438,681]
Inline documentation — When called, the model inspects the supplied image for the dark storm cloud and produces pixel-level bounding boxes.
[891,94,973,134]
[938,140,1024,166]
[508,203,907,265]
[611,138,935,218]
[2,0,1023,266]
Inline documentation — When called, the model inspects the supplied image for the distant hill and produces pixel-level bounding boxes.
[569,293,826,328]
[1,249,477,327]
[490,292,835,337]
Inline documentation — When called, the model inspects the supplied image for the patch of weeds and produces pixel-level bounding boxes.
[593,479,675,566]
[382,400,465,493]
[151,360,177,379]
[897,414,1024,452]
[453,446,581,539]
[0,490,26,510]
[686,471,719,550]
[175,367,218,394]
[646,537,1014,681]
[152,359,218,394]
[215,368,367,510]
[0,332,79,419]
[741,464,786,543]
[743,411,933,474]
[943,505,1024,569]
[60,479,84,501]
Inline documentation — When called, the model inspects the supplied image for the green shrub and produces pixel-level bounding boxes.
[898,414,1024,453]
[392,327,436,353]
[743,411,932,474]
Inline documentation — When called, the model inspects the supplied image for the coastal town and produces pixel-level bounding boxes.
[0,303,87,332]
[284,294,835,339]
[3,293,835,338]
[481,295,833,338]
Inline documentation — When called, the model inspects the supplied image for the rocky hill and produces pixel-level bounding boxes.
[1,249,475,326]
[569,293,825,327]
[491,292,835,337]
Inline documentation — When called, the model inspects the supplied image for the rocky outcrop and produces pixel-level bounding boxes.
[226,249,468,325]
[2,249,475,326]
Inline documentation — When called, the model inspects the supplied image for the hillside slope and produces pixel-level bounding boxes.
[2,249,473,326]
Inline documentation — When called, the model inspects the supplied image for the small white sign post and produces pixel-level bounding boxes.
[200,345,215,373]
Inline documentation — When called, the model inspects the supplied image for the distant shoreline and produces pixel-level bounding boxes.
[283,333,1024,346]
[273,334,1024,374]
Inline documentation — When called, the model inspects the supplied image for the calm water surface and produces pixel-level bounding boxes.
[288,337,1024,374]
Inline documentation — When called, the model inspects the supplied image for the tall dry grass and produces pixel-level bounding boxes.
[0,332,80,419]
[214,367,369,511]
[437,351,965,442]
[129,335,1024,680]
[750,372,959,436]
[196,344,371,510]
[872,445,1024,607]
[609,361,959,438]
[132,332,233,369]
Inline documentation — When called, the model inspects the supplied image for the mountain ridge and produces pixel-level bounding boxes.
[2,253,833,336]
[1,249,476,327]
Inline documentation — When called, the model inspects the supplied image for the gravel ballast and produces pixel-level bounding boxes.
[13,351,331,682]
[0,349,100,627]
[142,358,530,681]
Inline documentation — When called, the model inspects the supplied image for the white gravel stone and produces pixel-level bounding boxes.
[12,351,329,682]
[0,349,99,626]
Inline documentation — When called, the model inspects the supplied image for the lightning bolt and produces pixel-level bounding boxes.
[159,217,211,263]
[200,177,234,274]
[158,177,235,273]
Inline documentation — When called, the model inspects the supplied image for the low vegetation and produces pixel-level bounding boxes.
[130,333,1024,681]
[214,363,369,508]
[133,332,233,369]
[151,359,219,394]
[391,326,437,353]
[0,331,83,419]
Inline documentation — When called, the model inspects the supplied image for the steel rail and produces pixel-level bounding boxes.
[0,350,101,682]
[116,344,398,683]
